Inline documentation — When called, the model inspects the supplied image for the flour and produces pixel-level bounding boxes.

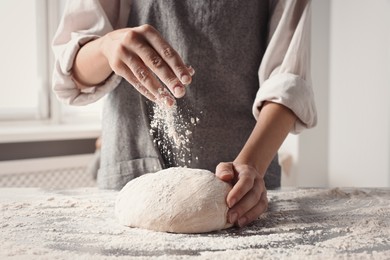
[150,99,199,167]
[1,188,389,259]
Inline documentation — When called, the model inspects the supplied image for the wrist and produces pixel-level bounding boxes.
[73,36,112,88]
[99,33,110,62]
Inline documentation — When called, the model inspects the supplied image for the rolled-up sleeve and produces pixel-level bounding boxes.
[253,0,317,134]
[52,0,131,106]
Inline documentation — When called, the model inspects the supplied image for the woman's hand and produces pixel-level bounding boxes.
[75,24,194,106]
[216,162,268,227]
[101,25,194,105]
[213,103,296,227]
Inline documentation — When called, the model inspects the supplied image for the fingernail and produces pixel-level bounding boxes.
[157,88,176,107]
[181,74,191,85]
[173,85,185,98]
[165,96,176,107]
[229,212,238,224]
[158,95,175,107]
[238,217,247,227]
[228,198,236,208]
[186,65,195,76]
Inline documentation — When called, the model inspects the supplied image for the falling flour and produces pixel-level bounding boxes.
[149,100,199,167]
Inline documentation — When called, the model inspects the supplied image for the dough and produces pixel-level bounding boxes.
[115,167,233,233]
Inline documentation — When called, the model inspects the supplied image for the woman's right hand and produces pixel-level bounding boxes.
[101,25,194,106]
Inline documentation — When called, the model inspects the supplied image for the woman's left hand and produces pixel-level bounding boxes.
[215,162,268,227]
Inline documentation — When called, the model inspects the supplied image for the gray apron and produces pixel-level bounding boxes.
[98,0,281,190]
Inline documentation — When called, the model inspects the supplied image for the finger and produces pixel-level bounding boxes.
[124,50,176,107]
[237,192,268,227]
[113,60,156,102]
[215,162,235,182]
[226,171,255,208]
[133,82,155,101]
[227,182,262,224]
[136,25,193,86]
[135,43,187,98]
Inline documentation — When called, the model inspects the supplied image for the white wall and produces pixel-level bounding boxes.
[329,0,390,187]
[280,0,330,188]
[281,0,390,188]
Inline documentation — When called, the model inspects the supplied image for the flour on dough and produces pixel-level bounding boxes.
[115,167,233,233]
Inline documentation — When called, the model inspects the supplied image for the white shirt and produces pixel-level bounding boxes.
[52,0,317,133]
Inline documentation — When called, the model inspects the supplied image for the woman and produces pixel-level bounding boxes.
[52,0,317,228]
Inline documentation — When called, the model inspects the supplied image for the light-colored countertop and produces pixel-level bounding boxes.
[1,187,389,259]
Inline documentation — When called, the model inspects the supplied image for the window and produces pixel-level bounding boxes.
[0,0,46,120]
[0,0,103,128]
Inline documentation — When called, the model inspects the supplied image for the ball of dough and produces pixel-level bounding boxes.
[115,167,233,233]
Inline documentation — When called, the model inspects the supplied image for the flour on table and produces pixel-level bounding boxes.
[115,167,233,233]
[1,187,389,259]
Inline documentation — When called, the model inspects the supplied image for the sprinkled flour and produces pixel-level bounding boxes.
[1,187,389,259]
[149,100,199,167]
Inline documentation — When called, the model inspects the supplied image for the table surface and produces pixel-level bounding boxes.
[1,187,389,259]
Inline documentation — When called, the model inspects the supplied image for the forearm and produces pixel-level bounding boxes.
[234,102,297,176]
[73,37,112,88]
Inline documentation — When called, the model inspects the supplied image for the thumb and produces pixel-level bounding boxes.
[215,162,235,182]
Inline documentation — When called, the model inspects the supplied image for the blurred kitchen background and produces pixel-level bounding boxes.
[0,0,389,189]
